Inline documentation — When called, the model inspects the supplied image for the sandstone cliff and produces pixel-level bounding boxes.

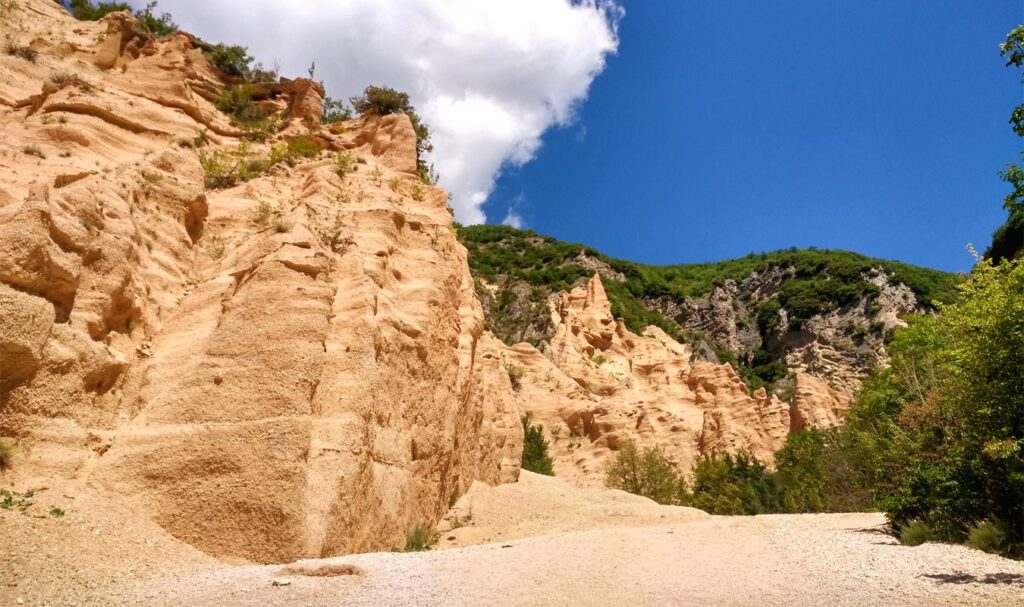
[0,0,519,563]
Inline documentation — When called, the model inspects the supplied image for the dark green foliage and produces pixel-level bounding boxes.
[773,429,872,513]
[70,0,130,21]
[604,440,687,505]
[206,44,252,78]
[986,27,1024,261]
[776,274,880,327]
[987,153,1023,262]
[70,1,176,37]
[739,349,788,392]
[215,84,261,121]
[755,299,781,336]
[350,86,410,115]
[841,258,1024,554]
[985,206,1023,262]
[214,85,274,137]
[686,453,781,515]
[1000,26,1024,136]
[349,86,433,182]
[521,414,554,476]
[0,440,10,470]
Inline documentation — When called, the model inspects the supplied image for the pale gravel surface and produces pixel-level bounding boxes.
[5,477,1023,606]
[110,513,1024,607]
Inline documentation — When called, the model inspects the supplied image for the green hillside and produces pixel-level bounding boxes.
[457,223,957,343]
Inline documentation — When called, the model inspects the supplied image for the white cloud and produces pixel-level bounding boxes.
[136,0,621,223]
[502,208,526,229]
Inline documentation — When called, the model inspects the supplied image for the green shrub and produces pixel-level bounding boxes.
[966,520,1010,555]
[252,200,273,226]
[285,135,321,159]
[71,1,176,37]
[334,151,353,177]
[215,85,269,128]
[605,440,686,505]
[687,452,780,515]
[400,524,437,552]
[521,414,554,476]
[899,521,932,546]
[0,441,11,470]
[198,149,239,188]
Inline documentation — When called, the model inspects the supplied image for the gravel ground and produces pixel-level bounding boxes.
[112,513,1024,607]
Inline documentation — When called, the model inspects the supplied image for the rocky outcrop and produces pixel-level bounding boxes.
[655,267,921,397]
[503,274,848,486]
[790,372,853,432]
[0,0,519,564]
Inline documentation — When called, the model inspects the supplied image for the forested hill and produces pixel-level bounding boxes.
[457,223,957,396]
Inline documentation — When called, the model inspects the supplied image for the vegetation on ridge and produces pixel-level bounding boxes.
[458,223,955,394]
[70,1,177,37]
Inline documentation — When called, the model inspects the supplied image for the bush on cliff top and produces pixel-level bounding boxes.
[70,1,177,37]
[349,85,434,183]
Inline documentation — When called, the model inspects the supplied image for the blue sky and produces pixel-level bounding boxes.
[485,1,1022,273]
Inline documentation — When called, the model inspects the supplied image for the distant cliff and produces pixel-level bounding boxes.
[458,224,956,398]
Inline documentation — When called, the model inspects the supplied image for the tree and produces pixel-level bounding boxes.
[846,258,1024,553]
[604,440,686,505]
[986,26,1024,261]
[520,414,554,476]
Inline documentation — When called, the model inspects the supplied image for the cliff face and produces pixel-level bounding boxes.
[0,1,519,563]
[500,274,850,486]
[651,266,922,396]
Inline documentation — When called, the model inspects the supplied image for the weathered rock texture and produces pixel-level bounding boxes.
[502,275,850,486]
[653,266,921,397]
[0,1,519,563]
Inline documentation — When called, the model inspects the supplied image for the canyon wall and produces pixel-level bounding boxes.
[0,0,519,563]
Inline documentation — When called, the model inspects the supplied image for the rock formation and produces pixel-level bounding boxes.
[0,1,519,563]
[501,274,849,486]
